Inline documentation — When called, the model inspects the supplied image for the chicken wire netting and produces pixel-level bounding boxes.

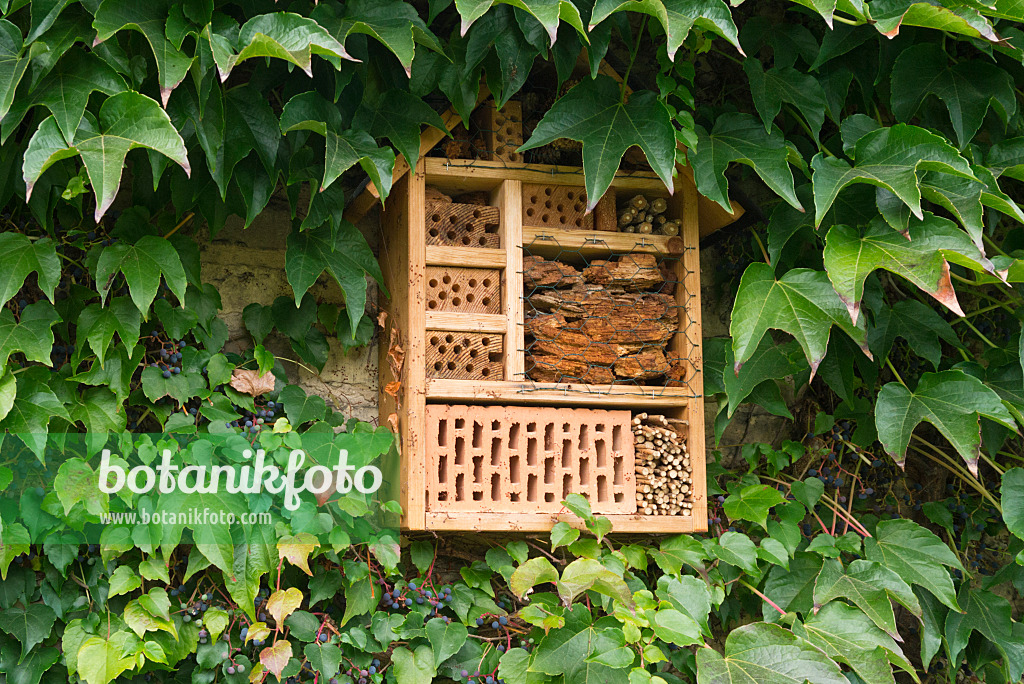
[519,236,701,398]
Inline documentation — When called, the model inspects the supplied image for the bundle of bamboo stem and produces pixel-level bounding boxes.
[632,413,692,516]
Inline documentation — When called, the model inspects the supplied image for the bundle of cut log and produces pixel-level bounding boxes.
[524,254,677,384]
[618,194,680,236]
[632,413,692,516]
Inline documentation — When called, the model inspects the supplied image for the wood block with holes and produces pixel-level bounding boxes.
[425,405,635,514]
[426,333,503,380]
[475,100,523,164]
[426,201,501,248]
[426,267,501,314]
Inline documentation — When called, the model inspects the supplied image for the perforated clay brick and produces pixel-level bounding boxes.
[426,405,635,514]
[426,267,501,314]
[426,333,503,380]
[426,201,500,248]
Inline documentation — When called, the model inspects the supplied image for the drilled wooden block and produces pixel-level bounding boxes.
[426,333,503,380]
[426,405,635,514]
[426,200,501,248]
[426,267,501,314]
[475,101,523,164]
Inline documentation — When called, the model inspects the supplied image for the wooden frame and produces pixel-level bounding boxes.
[378,157,707,533]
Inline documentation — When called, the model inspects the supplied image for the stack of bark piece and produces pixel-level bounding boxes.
[633,413,692,516]
[524,253,678,384]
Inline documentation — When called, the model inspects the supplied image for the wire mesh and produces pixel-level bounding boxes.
[519,235,701,398]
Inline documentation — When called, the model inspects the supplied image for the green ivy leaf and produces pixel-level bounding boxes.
[0,301,60,367]
[652,609,701,646]
[92,0,194,104]
[304,642,342,679]
[24,93,191,221]
[390,644,436,684]
[1003,468,1024,543]
[211,12,356,81]
[426,618,468,668]
[77,634,135,684]
[945,586,1024,681]
[731,263,870,375]
[550,522,580,550]
[811,123,975,225]
[0,20,36,121]
[864,518,964,611]
[892,43,1015,149]
[1,369,71,442]
[530,605,630,684]
[7,645,59,684]
[95,235,187,314]
[108,566,141,598]
[869,300,960,371]
[455,0,585,46]
[823,214,994,323]
[352,90,447,170]
[510,557,558,599]
[278,385,327,427]
[71,387,126,433]
[557,558,634,609]
[590,0,741,60]
[0,371,15,424]
[869,0,999,42]
[795,601,914,684]
[0,604,56,662]
[519,76,675,211]
[723,485,785,530]
[312,0,443,76]
[281,91,396,198]
[12,49,127,144]
[875,370,1016,473]
[812,559,920,639]
[712,531,759,575]
[690,113,802,213]
[695,621,846,684]
[77,298,139,367]
[744,60,826,142]
[0,234,60,310]
[285,221,384,334]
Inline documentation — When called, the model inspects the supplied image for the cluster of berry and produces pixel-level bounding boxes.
[226,402,277,433]
[380,580,454,620]
[327,659,382,684]
[149,332,188,378]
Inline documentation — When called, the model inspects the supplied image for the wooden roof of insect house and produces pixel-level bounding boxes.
[367,59,735,533]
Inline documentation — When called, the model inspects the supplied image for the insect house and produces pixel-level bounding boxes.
[352,83,741,533]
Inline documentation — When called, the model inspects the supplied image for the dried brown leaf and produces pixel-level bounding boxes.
[230,369,276,396]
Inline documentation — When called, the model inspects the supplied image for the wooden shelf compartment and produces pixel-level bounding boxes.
[426,379,695,408]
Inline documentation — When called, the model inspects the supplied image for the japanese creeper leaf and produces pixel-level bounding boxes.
[285,222,384,335]
[455,0,586,46]
[589,0,742,60]
[823,214,994,324]
[868,0,999,41]
[812,559,920,640]
[795,602,915,684]
[865,520,964,614]
[892,43,1016,149]
[6,49,127,145]
[77,635,135,684]
[944,587,1024,682]
[0,302,60,368]
[0,20,37,121]
[744,59,826,143]
[92,0,194,105]
[810,123,975,226]
[696,621,846,684]
[95,236,188,314]
[311,0,444,76]
[689,113,802,214]
[23,93,190,222]
[730,263,870,376]
[519,76,675,212]
[875,370,1017,475]
[1003,468,1024,543]
[76,298,140,367]
[352,90,448,172]
[280,91,395,199]
[0,603,56,662]
[208,12,357,82]
[0,233,60,310]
